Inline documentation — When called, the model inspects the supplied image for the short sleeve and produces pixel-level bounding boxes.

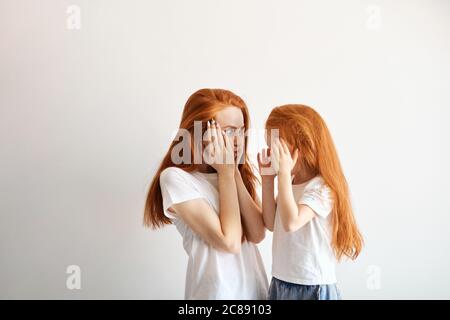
[299,177,333,218]
[159,167,204,219]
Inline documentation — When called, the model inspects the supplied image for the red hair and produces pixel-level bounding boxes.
[144,88,257,228]
[266,104,363,260]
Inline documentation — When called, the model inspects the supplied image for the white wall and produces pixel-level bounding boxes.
[1,0,449,299]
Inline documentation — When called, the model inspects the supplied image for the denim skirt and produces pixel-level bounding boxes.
[268,277,342,300]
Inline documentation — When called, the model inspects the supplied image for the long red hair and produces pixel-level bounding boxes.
[266,104,363,260]
[144,88,258,229]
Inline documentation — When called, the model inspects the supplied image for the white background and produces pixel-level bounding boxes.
[1,0,449,299]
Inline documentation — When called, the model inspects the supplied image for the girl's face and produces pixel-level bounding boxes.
[264,128,274,149]
[265,128,292,151]
[211,106,245,159]
[265,128,301,173]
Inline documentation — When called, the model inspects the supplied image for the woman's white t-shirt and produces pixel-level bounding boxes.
[159,167,268,300]
[272,175,336,285]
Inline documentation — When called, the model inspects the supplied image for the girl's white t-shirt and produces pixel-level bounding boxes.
[159,167,268,300]
[272,175,336,285]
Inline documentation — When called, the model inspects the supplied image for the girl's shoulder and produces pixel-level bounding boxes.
[304,175,332,195]
[301,175,334,218]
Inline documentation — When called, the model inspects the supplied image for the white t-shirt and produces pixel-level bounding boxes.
[159,167,268,300]
[272,175,336,285]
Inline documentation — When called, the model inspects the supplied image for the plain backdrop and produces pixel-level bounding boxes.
[1,0,449,299]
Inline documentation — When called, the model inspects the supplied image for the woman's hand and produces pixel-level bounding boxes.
[270,138,299,176]
[204,119,235,175]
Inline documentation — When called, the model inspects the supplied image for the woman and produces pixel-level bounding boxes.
[144,88,268,299]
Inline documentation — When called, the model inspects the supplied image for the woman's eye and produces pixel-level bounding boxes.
[222,127,245,136]
[224,128,234,136]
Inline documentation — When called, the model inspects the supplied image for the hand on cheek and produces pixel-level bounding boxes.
[205,119,235,174]
[276,138,299,175]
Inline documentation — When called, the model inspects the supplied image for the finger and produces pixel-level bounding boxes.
[205,120,212,143]
[224,132,233,151]
[266,148,272,163]
[264,148,271,164]
[270,143,280,172]
[271,140,277,154]
[236,134,245,158]
[216,122,225,149]
[292,148,299,164]
[211,119,219,149]
[203,140,214,165]
[272,140,280,159]
[223,134,234,164]
[280,138,289,154]
[221,129,227,148]
[259,151,267,167]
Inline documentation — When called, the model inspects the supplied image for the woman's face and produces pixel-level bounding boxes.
[213,106,245,160]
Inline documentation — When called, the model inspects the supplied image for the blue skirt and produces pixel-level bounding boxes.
[268,277,342,300]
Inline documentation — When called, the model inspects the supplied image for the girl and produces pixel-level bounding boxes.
[144,88,268,299]
[258,104,363,300]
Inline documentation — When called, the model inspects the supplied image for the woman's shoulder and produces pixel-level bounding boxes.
[160,167,194,184]
[161,166,187,177]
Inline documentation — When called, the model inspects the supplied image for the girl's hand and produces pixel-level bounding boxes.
[204,119,235,175]
[257,148,276,179]
[271,138,299,175]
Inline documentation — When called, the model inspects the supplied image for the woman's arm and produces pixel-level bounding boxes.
[170,167,242,253]
[234,168,265,243]
[168,120,242,253]
[169,200,240,254]
[217,168,242,251]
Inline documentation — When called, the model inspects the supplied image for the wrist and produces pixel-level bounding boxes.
[278,169,292,181]
[218,167,235,178]
[261,175,275,184]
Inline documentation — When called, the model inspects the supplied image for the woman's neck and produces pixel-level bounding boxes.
[197,164,217,174]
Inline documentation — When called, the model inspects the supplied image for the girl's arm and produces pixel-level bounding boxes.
[258,148,277,231]
[274,139,316,233]
[277,170,316,232]
[234,168,265,243]
[261,176,276,231]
